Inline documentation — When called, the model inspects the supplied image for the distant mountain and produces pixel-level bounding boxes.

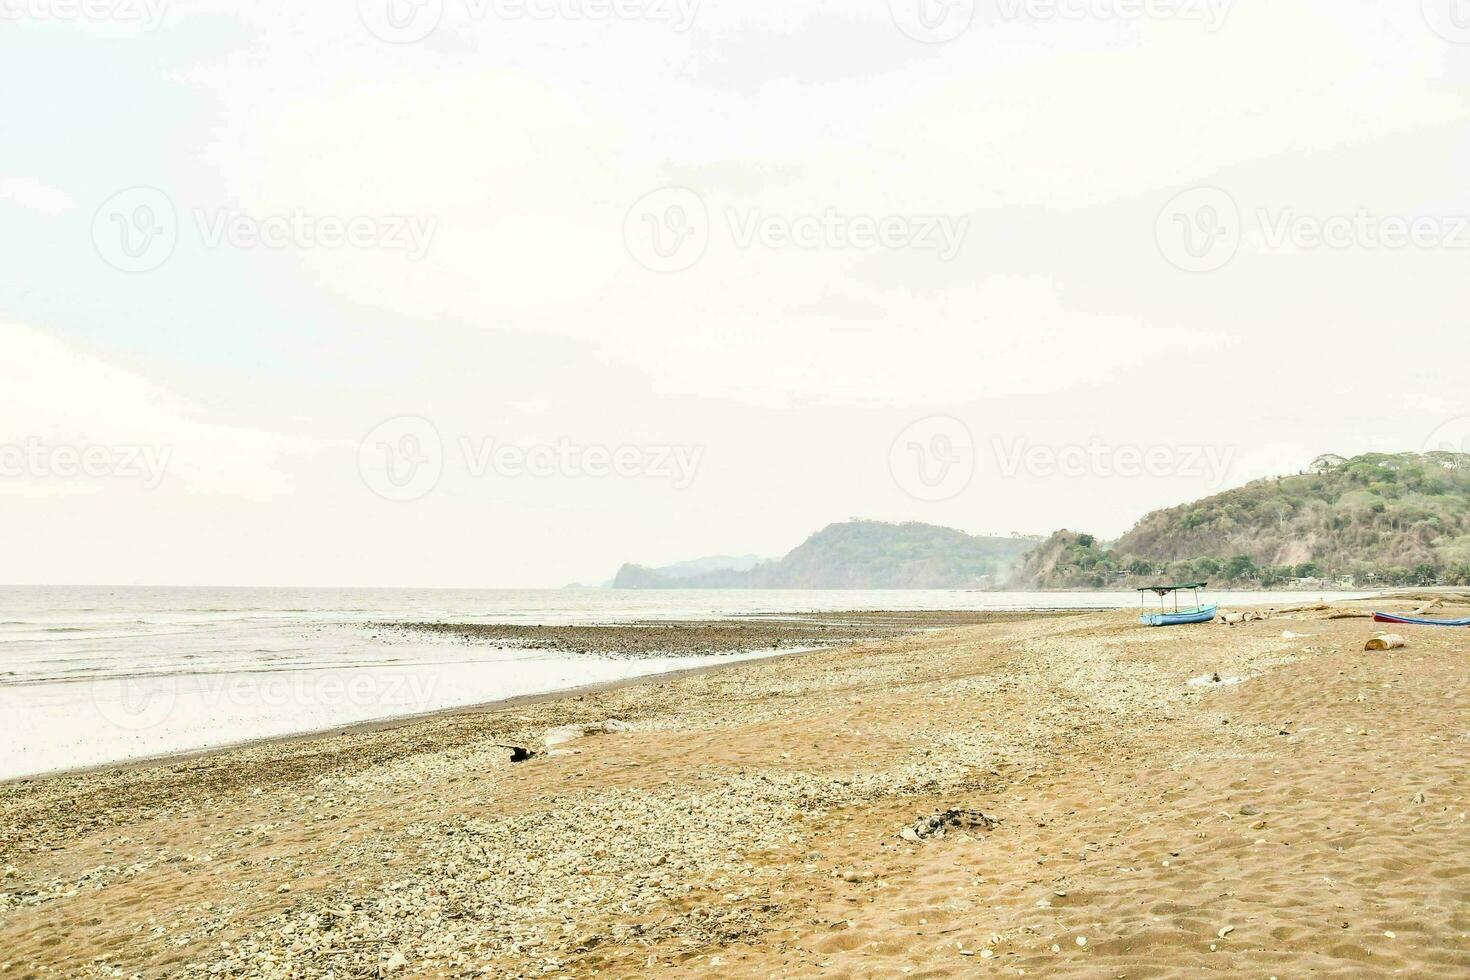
[613,521,1041,589]
[609,555,767,589]
[1011,452,1470,589]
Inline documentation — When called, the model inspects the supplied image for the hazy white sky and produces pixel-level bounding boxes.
[3,1,1469,586]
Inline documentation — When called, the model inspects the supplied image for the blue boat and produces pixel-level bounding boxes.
[1139,583,1216,627]
[1141,604,1219,627]
[1373,611,1470,627]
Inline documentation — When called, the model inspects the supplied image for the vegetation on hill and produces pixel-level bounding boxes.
[1013,452,1470,589]
[614,521,1041,589]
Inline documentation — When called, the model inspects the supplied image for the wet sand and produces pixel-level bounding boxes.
[372,610,1070,658]
[1,603,1467,978]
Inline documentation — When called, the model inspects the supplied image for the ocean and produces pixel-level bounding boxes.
[0,586,1365,780]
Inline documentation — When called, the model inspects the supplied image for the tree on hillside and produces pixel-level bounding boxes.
[1224,554,1257,580]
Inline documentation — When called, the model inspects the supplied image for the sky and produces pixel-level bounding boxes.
[2,0,1470,587]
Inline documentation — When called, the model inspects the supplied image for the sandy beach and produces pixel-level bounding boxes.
[2,602,1467,978]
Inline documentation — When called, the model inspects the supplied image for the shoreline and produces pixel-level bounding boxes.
[3,599,1467,977]
[5,610,1077,786]
[0,646,816,787]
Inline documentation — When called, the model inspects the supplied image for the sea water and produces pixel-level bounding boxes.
[0,586,1365,780]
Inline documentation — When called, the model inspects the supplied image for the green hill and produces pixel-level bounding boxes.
[614,521,1040,589]
[1013,452,1470,589]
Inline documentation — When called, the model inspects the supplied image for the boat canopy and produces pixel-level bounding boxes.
[1137,582,1208,596]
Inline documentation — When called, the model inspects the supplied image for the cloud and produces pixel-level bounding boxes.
[0,176,75,216]
[0,321,318,500]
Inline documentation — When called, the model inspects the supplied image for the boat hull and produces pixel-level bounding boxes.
[1372,612,1470,627]
[1140,604,1218,627]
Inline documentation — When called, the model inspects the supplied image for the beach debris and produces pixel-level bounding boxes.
[1187,673,1244,688]
[1275,602,1330,614]
[1364,634,1406,652]
[1281,630,1310,639]
[544,719,633,748]
[494,744,538,763]
[898,810,999,843]
[1218,925,1235,939]
[1412,791,1426,805]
